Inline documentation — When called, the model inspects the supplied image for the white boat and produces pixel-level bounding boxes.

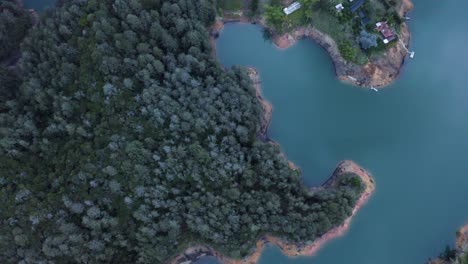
[409,51,415,58]
[371,87,378,92]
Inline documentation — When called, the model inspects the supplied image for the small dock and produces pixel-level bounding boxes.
[397,36,415,59]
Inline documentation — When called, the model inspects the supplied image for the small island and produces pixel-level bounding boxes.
[211,0,414,88]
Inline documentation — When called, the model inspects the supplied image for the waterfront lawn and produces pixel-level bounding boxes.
[311,9,368,65]
[311,9,345,42]
[288,7,308,27]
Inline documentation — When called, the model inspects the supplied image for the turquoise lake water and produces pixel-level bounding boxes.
[207,0,468,263]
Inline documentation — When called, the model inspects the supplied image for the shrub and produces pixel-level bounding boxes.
[338,41,358,62]
[358,30,378,49]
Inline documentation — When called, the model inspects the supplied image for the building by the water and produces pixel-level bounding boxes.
[376,21,396,44]
[283,2,301,15]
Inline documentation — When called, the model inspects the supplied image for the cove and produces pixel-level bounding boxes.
[203,0,468,263]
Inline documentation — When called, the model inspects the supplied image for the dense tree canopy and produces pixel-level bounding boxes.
[0,0,364,263]
[0,0,32,62]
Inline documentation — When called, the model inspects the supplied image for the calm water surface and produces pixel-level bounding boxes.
[207,0,468,263]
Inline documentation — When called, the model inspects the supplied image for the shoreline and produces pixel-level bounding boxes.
[247,67,297,172]
[170,67,376,264]
[427,224,468,264]
[172,1,400,262]
[455,225,468,250]
[246,67,272,141]
[209,0,414,89]
[171,160,375,264]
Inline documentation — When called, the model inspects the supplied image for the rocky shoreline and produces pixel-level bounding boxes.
[456,225,468,250]
[210,0,414,88]
[247,67,272,141]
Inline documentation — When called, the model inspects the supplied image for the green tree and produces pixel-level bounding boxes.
[264,4,286,32]
[359,30,378,49]
[338,41,358,62]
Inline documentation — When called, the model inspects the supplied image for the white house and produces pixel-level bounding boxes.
[283,2,301,15]
[335,3,344,12]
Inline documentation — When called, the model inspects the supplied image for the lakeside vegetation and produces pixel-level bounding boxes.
[431,246,468,263]
[0,0,365,263]
[217,0,405,65]
[427,226,468,264]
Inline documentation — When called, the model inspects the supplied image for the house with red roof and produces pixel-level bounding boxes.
[376,21,396,44]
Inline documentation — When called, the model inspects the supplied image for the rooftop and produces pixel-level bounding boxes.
[336,3,344,12]
[283,2,301,15]
[376,22,396,44]
[376,21,395,38]
[350,0,365,13]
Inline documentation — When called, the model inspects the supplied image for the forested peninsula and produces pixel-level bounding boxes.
[211,0,414,88]
[1,0,372,263]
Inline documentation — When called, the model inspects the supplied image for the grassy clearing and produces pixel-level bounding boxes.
[288,8,307,27]
[283,7,310,29]
[218,0,244,11]
[311,9,346,42]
